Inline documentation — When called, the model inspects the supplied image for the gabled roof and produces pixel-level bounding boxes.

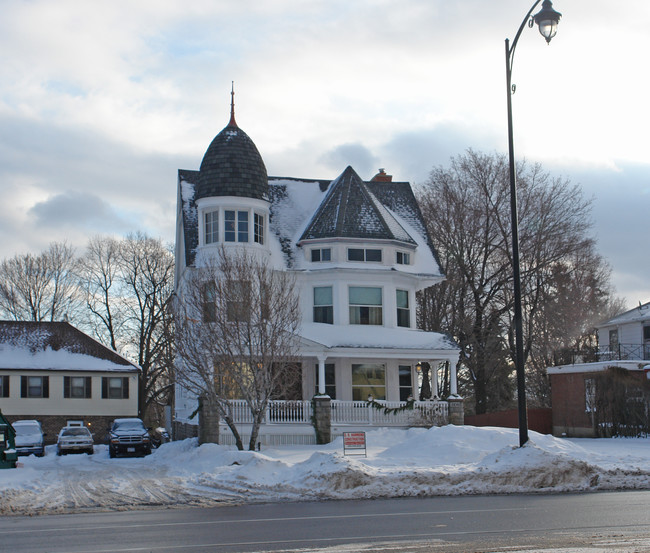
[0,321,139,372]
[299,166,416,244]
[598,301,650,327]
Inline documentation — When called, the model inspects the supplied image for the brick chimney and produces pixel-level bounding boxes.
[371,168,392,182]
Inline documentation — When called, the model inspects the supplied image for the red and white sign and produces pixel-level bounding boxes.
[343,431,367,456]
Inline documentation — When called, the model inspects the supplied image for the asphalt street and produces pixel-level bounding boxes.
[1,491,650,552]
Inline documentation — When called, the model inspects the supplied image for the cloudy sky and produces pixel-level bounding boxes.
[1,0,648,308]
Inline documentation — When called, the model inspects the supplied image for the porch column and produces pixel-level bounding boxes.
[449,357,458,397]
[317,354,327,395]
[430,361,439,399]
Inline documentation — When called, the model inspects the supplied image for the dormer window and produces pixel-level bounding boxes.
[348,248,382,262]
[311,248,331,262]
[396,251,411,265]
[205,211,219,244]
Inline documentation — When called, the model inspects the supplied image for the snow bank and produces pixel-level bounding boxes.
[1,426,649,515]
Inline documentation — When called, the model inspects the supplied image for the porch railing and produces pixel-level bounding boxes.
[222,400,313,425]
[331,400,448,427]
[219,399,448,427]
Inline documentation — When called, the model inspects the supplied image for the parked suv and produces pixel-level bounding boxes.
[108,418,152,458]
[57,426,94,455]
[13,420,45,457]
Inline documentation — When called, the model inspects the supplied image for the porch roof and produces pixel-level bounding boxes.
[297,322,458,359]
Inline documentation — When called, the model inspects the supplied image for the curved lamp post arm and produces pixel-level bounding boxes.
[504,0,561,448]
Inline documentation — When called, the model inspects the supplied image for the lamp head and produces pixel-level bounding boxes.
[533,0,562,44]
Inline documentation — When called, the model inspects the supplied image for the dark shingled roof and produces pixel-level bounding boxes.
[0,321,139,371]
[196,123,268,201]
[299,166,416,244]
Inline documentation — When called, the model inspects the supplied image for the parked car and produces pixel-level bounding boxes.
[13,420,45,457]
[108,418,152,458]
[149,427,170,448]
[56,426,94,455]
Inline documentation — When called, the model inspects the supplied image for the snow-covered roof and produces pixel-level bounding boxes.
[268,171,443,275]
[297,322,457,353]
[546,360,647,375]
[598,301,650,328]
[178,167,443,277]
[0,321,139,373]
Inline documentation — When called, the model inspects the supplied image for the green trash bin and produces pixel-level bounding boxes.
[0,410,17,469]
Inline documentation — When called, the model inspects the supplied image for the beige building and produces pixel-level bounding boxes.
[0,321,140,443]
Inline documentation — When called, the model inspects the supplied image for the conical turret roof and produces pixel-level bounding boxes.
[195,110,268,201]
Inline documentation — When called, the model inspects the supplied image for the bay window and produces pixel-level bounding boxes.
[313,286,333,324]
[349,286,382,325]
[396,289,410,328]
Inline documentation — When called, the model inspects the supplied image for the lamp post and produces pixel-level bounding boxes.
[505,0,561,447]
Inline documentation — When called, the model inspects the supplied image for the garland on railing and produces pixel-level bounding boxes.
[366,397,416,415]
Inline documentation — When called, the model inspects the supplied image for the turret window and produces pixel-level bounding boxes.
[205,211,219,244]
[254,213,264,245]
[225,210,249,242]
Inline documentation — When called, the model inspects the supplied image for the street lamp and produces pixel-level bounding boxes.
[505,0,561,447]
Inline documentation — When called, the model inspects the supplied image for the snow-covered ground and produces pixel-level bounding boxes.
[2,425,650,516]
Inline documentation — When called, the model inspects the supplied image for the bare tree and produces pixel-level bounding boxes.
[78,234,175,424]
[174,247,302,450]
[78,236,123,351]
[417,150,622,414]
[0,242,81,322]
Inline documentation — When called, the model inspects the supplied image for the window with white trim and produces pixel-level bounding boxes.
[254,213,264,245]
[311,248,331,262]
[396,251,411,265]
[313,286,333,324]
[399,365,413,401]
[396,289,410,328]
[349,286,382,325]
[205,211,219,244]
[352,363,386,400]
[225,210,249,242]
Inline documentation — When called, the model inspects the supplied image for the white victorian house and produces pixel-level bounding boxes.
[173,101,461,444]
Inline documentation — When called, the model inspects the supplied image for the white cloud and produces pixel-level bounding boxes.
[0,0,647,306]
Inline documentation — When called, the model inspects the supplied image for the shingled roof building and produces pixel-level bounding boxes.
[174,99,461,443]
[0,321,140,442]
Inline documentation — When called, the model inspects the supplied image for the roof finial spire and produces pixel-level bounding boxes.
[229,81,237,127]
